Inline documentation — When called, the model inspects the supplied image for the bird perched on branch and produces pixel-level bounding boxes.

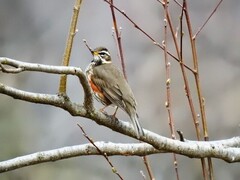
[85,47,144,138]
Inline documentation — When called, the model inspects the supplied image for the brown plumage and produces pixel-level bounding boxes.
[85,47,144,138]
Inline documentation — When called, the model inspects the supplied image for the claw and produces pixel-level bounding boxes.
[99,105,108,113]
[112,106,119,119]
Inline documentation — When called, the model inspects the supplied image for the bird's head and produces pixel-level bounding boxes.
[91,47,112,66]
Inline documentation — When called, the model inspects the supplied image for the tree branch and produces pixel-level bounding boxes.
[78,124,124,180]
[59,0,83,94]
[1,57,240,173]
[0,142,160,173]
[0,57,93,111]
[0,139,240,173]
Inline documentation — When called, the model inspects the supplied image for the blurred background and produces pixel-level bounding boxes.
[0,0,240,179]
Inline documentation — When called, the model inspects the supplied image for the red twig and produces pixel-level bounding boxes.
[102,0,195,73]
[109,0,127,79]
[162,0,201,140]
[194,0,224,39]
[108,2,155,178]
[183,0,215,179]
[77,124,124,180]
[162,2,180,179]
[142,156,155,180]
[180,2,209,179]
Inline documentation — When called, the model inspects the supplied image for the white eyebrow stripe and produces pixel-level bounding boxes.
[100,50,110,56]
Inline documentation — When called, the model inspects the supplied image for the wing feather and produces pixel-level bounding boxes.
[91,64,136,113]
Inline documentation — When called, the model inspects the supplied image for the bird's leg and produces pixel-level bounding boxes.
[111,106,119,119]
[99,106,119,120]
[99,105,109,113]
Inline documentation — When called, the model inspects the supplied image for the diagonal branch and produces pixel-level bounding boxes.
[59,0,83,94]
[103,0,195,73]
[78,124,124,180]
[193,0,224,39]
[1,57,240,172]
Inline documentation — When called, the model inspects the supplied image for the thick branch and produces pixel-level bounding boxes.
[0,142,159,173]
[0,57,93,111]
[0,139,240,173]
[1,58,240,171]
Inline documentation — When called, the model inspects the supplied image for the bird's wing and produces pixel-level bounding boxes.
[103,85,127,110]
[91,64,129,110]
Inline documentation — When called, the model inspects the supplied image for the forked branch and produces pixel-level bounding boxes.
[0,57,240,167]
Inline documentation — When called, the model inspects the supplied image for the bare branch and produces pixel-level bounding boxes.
[142,156,155,180]
[0,63,24,73]
[59,0,83,94]
[1,138,240,173]
[1,58,240,172]
[78,124,124,180]
[193,0,224,39]
[0,142,160,173]
[0,57,94,111]
[109,0,127,79]
[183,0,214,178]
[162,1,180,179]
[102,0,195,73]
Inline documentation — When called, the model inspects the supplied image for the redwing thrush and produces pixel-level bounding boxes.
[85,47,144,138]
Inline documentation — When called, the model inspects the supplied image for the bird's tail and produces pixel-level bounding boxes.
[130,113,144,139]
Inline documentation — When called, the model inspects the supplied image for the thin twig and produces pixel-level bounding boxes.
[173,0,183,7]
[108,1,155,178]
[183,0,214,179]
[157,0,182,8]
[180,2,208,179]
[176,130,185,142]
[162,0,201,140]
[77,124,124,180]
[102,0,195,73]
[142,156,155,180]
[193,0,224,39]
[112,28,122,64]
[83,39,93,53]
[162,1,180,179]
[58,0,83,94]
[109,0,127,79]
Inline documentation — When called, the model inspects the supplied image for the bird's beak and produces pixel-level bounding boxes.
[91,51,99,62]
[92,51,98,56]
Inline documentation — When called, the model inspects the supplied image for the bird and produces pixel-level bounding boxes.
[85,47,144,138]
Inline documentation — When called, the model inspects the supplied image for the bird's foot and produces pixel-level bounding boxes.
[110,106,119,120]
[110,114,118,121]
[99,106,107,112]
[99,108,108,115]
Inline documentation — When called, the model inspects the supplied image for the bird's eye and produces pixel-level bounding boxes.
[99,52,106,57]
